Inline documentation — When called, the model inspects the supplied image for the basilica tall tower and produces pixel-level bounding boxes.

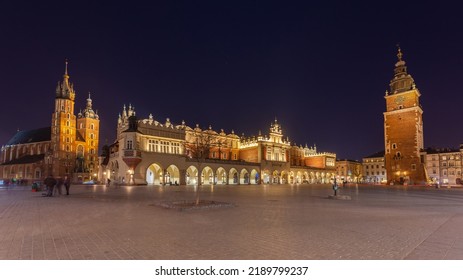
[51,61,77,176]
[50,61,100,181]
[384,47,426,184]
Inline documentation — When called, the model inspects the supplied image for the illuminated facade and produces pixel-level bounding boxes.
[384,47,427,184]
[424,146,463,185]
[103,106,337,185]
[0,62,99,183]
[335,159,362,183]
[362,151,387,184]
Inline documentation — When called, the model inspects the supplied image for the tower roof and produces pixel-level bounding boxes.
[55,59,76,101]
[389,46,416,94]
[78,93,99,120]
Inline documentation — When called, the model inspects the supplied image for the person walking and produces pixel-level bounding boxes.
[44,175,57,197]
[55,177,63,196]
[64,175,71,195]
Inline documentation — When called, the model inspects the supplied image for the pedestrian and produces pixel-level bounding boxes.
[44,174,57,197]
[64,175,71,195]
[107,178,111,187]
[54,177,63,196]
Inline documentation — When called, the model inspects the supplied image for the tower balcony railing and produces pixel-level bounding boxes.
[123,149,141,158]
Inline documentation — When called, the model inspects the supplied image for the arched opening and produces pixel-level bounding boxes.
[166,164,180,185]
[201,166,214,185]
[303,172,309,184]
[289,171,295,184]
[146,163,163,185]
[262,169,270,184]
[240,169,249,184]
[186,165,198,186]
[250,169,259,184]
[229,168,238,185]
[296,171,302,184]
[272,170,280,184]
[216,167,227,185]
[281,171,288,184]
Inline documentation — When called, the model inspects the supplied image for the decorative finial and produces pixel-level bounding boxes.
[65,58,69,75]
[396,44,403,61]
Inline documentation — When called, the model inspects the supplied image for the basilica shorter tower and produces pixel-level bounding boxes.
[383,47,426,184]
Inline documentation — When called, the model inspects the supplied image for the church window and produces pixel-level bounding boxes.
[443,170,447,176]
[67,113,70,119]
[411,164,416,170]
[392,143,397,149]
[443,162,447,167]
[90,134,94,139]
[90,149,94,154]
[90,124,94,130]
[66,121,70,126]
[66,145,70,152]
[234,153,237,160]
[127,140,133,150]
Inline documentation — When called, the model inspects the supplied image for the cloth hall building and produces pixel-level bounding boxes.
[101,105,337,186]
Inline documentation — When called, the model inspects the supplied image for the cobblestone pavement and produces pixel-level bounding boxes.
[1,183,463,260]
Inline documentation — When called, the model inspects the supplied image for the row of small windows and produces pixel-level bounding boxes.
[366,171,385,176]
[433,169,462,176]
[266,147,286,162]
[147,139,181,154]
[430,155,461,161]
[365,165,384,169]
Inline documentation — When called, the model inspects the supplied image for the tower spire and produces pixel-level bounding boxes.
[63,59,69,80]
[396,44,403,61]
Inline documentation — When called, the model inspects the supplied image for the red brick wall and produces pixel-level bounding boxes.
[305,156,325,168]
[239,147,258,163]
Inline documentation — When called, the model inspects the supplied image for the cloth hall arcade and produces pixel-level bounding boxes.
[102,105,337,186]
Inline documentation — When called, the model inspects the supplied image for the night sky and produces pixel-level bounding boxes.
[1,1,462,161]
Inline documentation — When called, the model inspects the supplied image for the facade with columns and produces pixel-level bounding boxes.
[0,63,100,183]
[102,105,337,185]
[384,47,427,185]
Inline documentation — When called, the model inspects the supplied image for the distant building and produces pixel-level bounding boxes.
[383,47,426,184]
[362,151,387,184]
[0,62,100,184]
[424,145,463,185]
[101,108,336,185]
[335,159,362,183]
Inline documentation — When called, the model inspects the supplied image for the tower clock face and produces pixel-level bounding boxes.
[394,96,405,104]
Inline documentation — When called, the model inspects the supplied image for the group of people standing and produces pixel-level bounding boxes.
[43,175,71,197]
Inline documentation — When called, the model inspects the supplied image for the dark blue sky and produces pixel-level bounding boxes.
[1,1,462,160]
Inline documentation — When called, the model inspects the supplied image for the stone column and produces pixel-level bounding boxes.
[179,169,186,185]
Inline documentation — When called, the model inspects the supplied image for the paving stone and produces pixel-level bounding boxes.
[2,184,463,259]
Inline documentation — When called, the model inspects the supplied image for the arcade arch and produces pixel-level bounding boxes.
[186,165,199,185]
[146,163,162,185]
[229,168,238,185]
